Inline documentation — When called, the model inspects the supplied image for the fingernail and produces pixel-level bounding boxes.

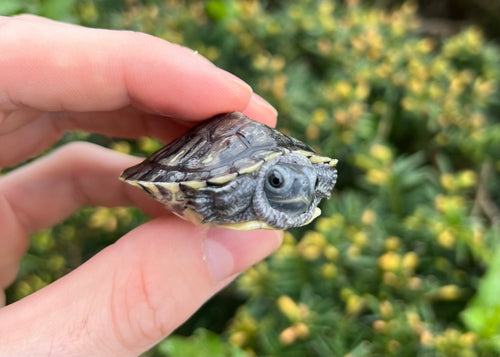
[204,228,236,282]
[204,228,283,282]
[252,93,278,117]
[218,69,253,93]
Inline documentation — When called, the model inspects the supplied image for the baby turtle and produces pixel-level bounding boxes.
[120,112,338,230]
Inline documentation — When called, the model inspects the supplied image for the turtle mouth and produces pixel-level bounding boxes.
[266,187,314,215]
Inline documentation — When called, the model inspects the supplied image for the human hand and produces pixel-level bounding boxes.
[0,15,282,356]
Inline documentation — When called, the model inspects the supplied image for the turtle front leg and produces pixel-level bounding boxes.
[183,175,257,224]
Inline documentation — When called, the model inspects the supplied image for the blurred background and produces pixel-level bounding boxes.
[1,1,499,356]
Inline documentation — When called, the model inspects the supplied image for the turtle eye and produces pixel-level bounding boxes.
[268,170,284,188]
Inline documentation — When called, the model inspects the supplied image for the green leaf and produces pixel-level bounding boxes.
[205,0,228,21]
[0,0,25,15]
[40,0,76,20]
[461,250,500,351]
[157,329,247,357]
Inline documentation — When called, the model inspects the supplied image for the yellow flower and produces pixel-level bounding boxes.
[306,124,320,140]
[409,277,423,290]
[302,231,327,248]
[418,38,435,53]
[353,231,368,247]
[402,251,419,272]
[312,108,328,125]
[347,245,361,257]
[324,245,339,261]
[283,231,296,245]
[367,169,390,185]
[440,173,457,191]
[428,83,443,99]
[409,78,424,95]
[346,294,364,316]
[298,231,327,261]
[355,82,370,100]
[89,208,117,231]
[270,55,286,72]
[385,236,401,251]
[379,300,394,318]
[110,141,131,154]
[379,252,401,271]
[372,320,387,333]
[336,80,352,99]
[437,285,461,300]
[361,209,376,225]
[300,245,322,260]
[279,322,311,345]
[438,229,455,249]
[277,295,300,321]
[47,255,66,272]
[420,329,434,346]
[406,311,423,333]
[435,195,465,214]
[229,331,248,347]
[333,109,349,125]
[462,332,477,346]
[293,322,310,339]
[387,339,401,354]
[317,38,332,55]
[457,170,477,188]
[321,263,338,279]
[370,144,393,163]
[272,74,287,99]
[279,326,296,346]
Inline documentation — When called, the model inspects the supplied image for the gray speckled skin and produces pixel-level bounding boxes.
[121,112,338,230]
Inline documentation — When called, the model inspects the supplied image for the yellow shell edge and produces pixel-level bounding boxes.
[181,180,207,189]
[208,173,238,185]
[237,161,264,175]
[216,220,278,230]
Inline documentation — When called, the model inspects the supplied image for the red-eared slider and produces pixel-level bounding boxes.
[120,112,338,230]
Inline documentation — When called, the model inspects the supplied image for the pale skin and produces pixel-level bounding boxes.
[0,15,282,356]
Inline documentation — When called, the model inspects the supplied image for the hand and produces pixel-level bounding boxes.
[0,15,282,356]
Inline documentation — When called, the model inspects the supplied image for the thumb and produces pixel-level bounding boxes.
[0,217,282,356]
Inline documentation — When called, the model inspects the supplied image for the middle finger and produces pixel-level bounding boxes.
[0,108,188,167]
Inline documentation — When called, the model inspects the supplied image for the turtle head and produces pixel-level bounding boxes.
[253,152,337,229]
[263,164,316,215]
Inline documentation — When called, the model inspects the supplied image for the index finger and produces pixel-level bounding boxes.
[0,15,255,119]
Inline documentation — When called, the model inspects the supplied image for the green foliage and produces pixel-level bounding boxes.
[0,0,77,21]
[4,1,499,356]
[152,328,247,357]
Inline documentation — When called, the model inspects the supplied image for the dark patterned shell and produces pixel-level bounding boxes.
[121,112,314,183]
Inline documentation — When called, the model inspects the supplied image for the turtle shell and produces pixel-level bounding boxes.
[121,112,315,184]
[120,112,338,230]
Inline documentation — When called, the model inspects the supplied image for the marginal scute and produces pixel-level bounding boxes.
[237,160,264,175]
[155,182,180,194]
[181,180,207,189]
[217,220,277,230]
[208,173,238,185]
[293,149,313,157]
[309,155,332,164]
[210,165,232,178]
[254,151,282,161]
